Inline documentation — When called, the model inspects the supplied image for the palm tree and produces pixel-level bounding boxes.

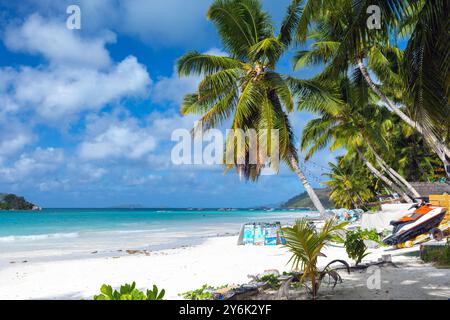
[283,218,348,299]
[381,118,444,182]
[297,75,419,201]
[177,0,327,215]
[324,158,377,209]
[282,0,450,177]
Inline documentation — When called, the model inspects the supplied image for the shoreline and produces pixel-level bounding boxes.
[0,231,241,268]
[1,234,449,300]
[0,208,315,266]
[0,235,289,300]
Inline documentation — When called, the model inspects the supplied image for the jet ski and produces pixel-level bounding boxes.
[383,199,447,246]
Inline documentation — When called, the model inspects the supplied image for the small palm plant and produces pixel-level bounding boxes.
[283,218,349,299]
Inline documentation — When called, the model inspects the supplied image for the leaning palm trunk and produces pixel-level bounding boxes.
[356,149,413,203]
[357,59,450,178]
[371,150,421,199]
[289,156,327,217]
[365,145,421,198]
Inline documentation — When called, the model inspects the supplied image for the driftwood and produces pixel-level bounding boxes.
[277,277,293,299]
[334,260,398,270]
[226,259,397,300]
[274,259,397,300]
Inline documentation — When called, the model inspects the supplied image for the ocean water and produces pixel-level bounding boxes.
[0,208,317,265]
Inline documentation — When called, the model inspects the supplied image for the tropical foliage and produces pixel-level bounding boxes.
[285,0,450,177]
[178,0,449,211]
[178,0,327,215]
[420,238,450,267]
[338,228,383,265]
[180,284,228,300]
[260,274,282,289]
[93,282,165,300]
[0,194,36,210]
[324,158,378,209]
[283,218,349,299]
[298,73,442,206]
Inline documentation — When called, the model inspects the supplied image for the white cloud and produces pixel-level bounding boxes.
[203,48,229,57]
[3,0,215,49]
[0,14,151,123]
[0,14,152,123]
[79,116,157,161]
[0,133,33,157]
[152,48,227,105]
[118,0,213,46]
[0,119,35,158]
[0,147,64,183]
[5,14,115,69]
[146,110,198,141]
[152,72,201,105]
[122,172,161,186]
[67,163,107,182]
[77,109,199,173]
[1,56,151,120]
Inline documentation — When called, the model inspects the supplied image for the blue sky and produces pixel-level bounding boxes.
[0,0,341,208]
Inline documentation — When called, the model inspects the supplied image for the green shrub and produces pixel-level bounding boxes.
[283,218,349,299]
[93,282,165,300]
[180,284,228,300]
[366,205,381,212]
[181,284,214,300]
[360,228,383,243]
[421,239,450,267]
[259,274,281,289]
[339,228,383,265]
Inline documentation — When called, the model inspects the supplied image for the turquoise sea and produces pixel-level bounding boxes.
[0,208,317,265]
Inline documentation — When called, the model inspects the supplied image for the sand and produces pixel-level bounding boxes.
[0,236,448,300]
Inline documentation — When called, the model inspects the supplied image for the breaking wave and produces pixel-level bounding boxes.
[0,232,80,243]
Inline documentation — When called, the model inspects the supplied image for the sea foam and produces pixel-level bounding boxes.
[0,232,80,243]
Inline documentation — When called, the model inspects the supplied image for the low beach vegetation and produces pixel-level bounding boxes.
[259,274,281,290]
[337,228,383,265]
[180,284,228,300]
[93,282,165,300]
[283,218,350,299]
[421,239,450,268]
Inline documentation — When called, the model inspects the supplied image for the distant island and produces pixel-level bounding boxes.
[108,204,144,209]
[0,193,41,211]
[282,188,333,209]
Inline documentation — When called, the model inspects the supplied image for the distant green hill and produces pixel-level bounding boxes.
[0,193,38,210]
[281,188,333,209]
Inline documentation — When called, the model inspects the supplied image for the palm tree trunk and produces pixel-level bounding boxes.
[356,149,413,203]
[289,156,327,217]
[371,150,421,198]
[311,274,318,300]
[366,146,421,198]
[357,59,450,177]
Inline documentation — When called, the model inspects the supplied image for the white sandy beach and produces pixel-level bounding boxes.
[0,235,449,300]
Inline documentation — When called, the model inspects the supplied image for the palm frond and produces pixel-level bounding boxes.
[248,37,285,68]
[402,0,450,132]
[287,77,343,113]
[264,72,294,112]
[208,0,273,59]
[293,41,340,70]
[177,51,242,77]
